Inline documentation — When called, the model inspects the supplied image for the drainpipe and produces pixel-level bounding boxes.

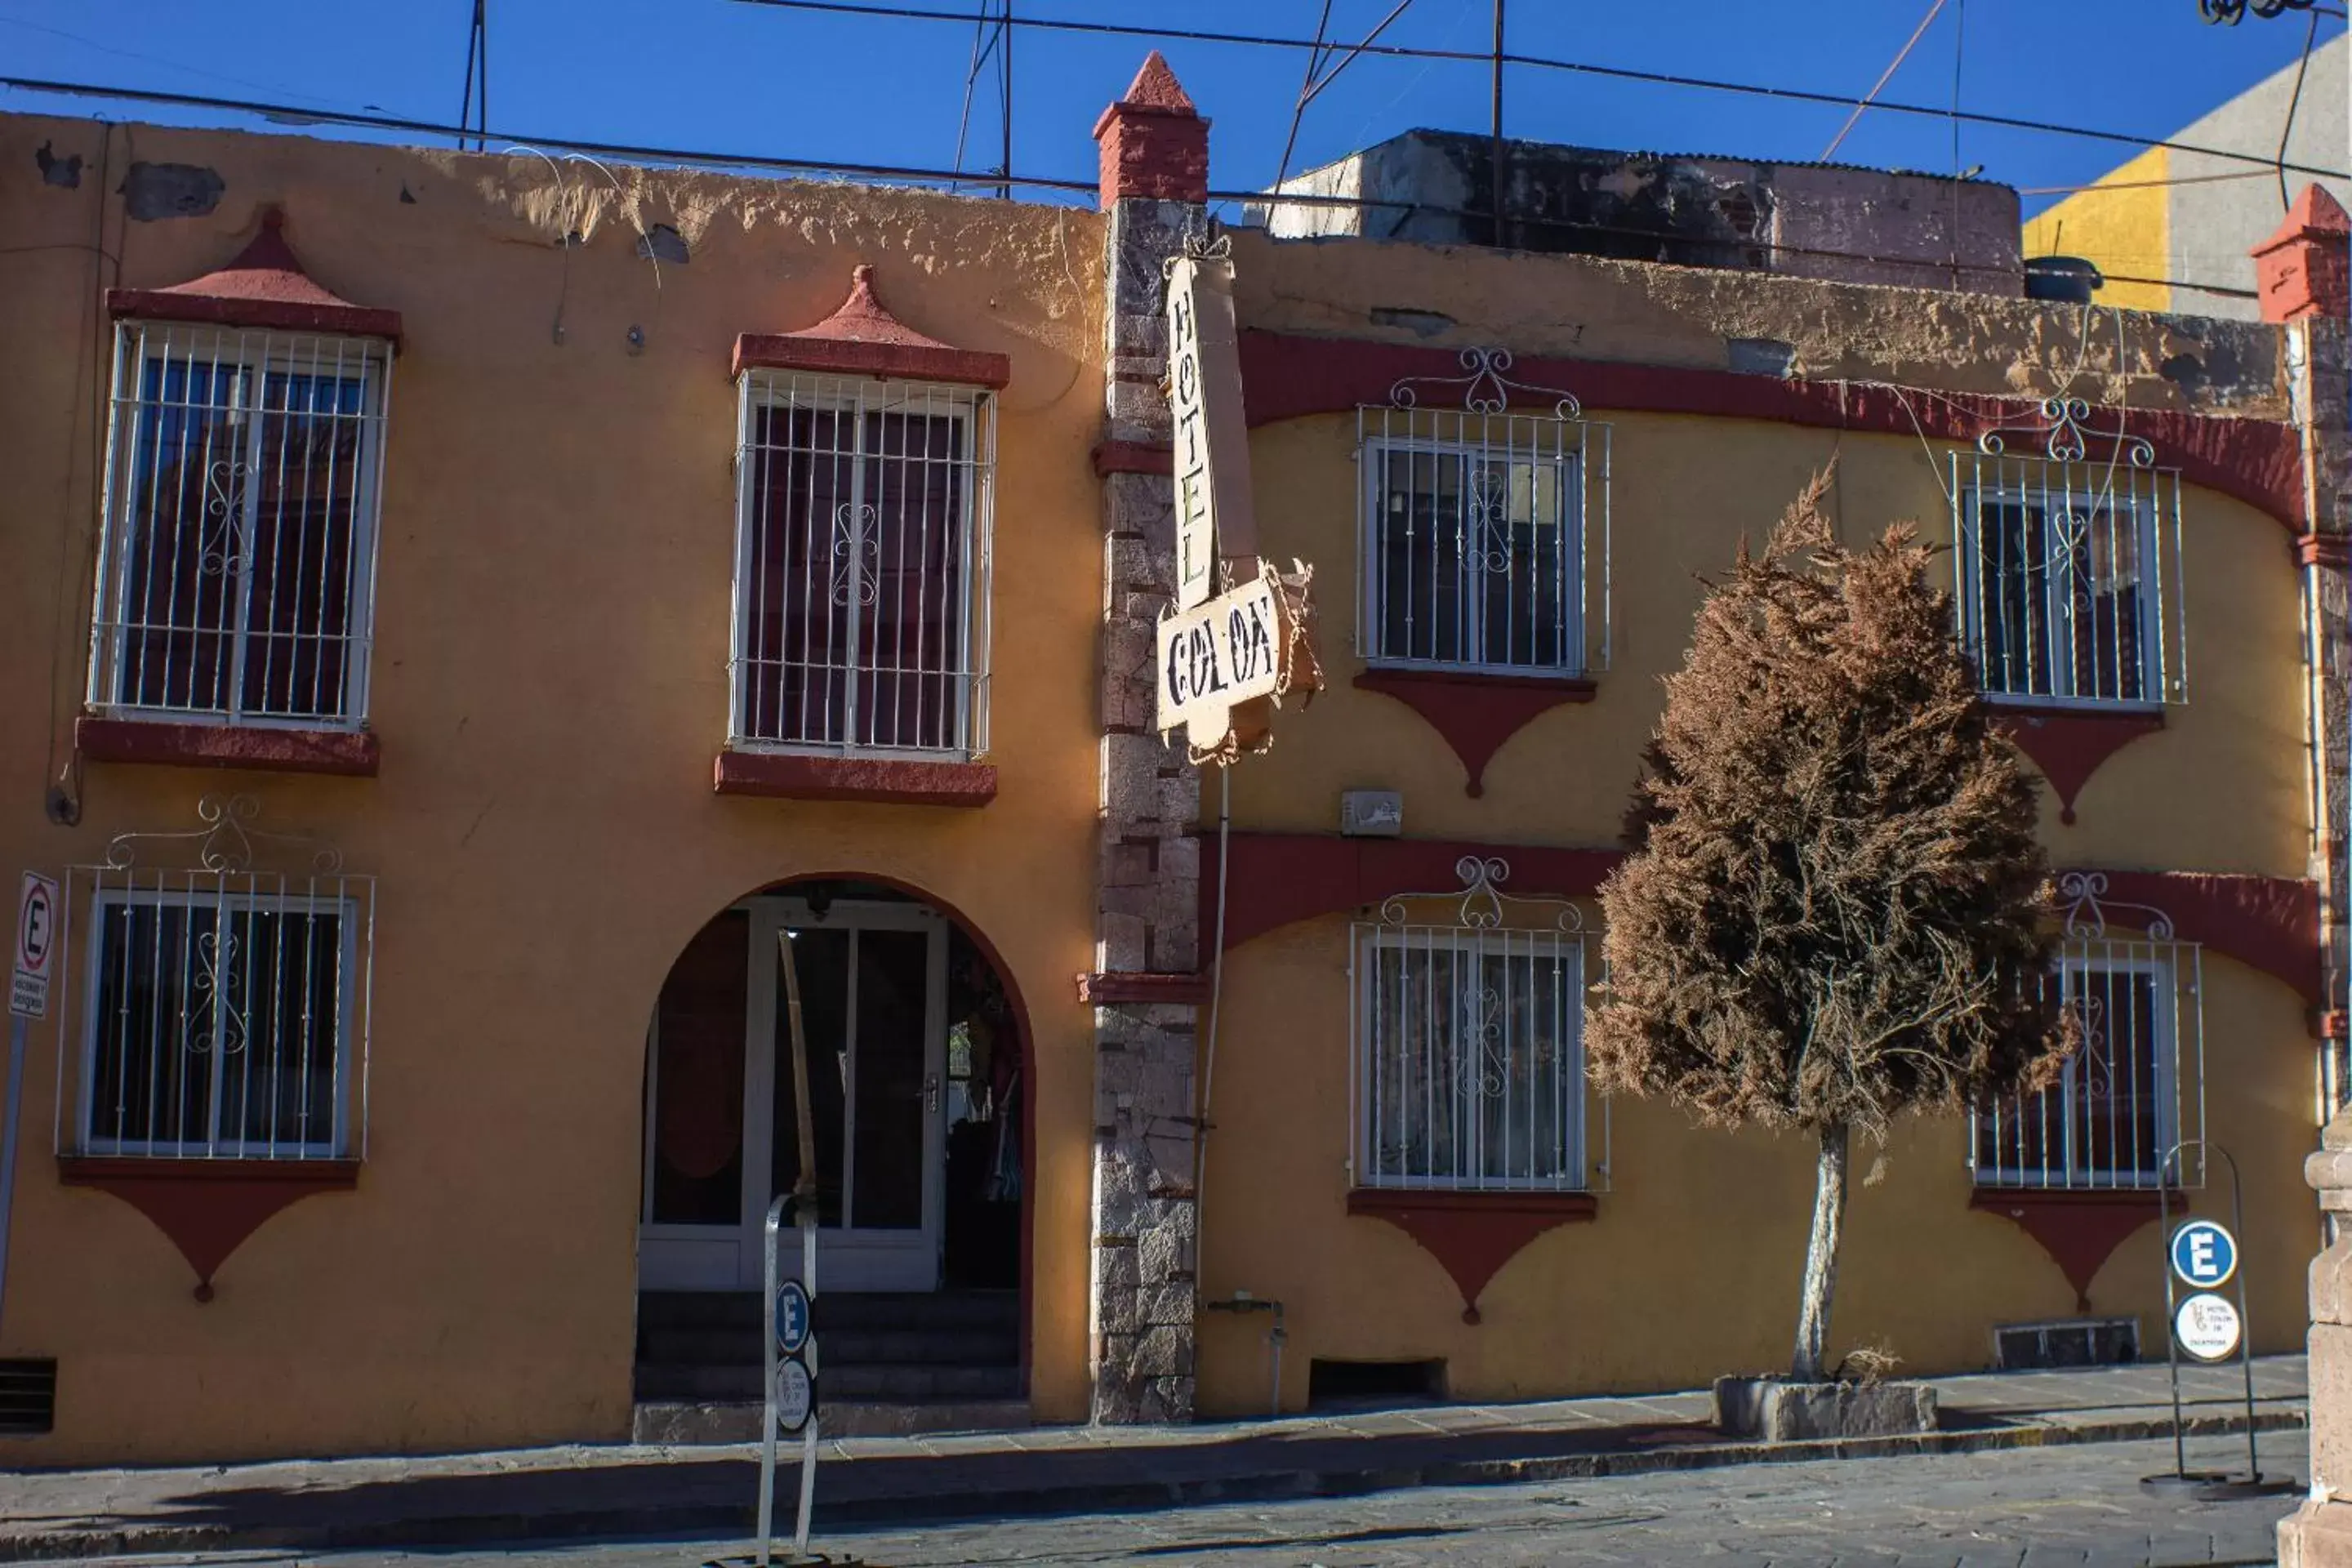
[1204,1292,1285,1419]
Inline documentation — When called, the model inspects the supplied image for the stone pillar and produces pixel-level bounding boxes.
[1083,51,1211,1426]
[2282,1111,2352,1564]
[2291,306,2352,1096]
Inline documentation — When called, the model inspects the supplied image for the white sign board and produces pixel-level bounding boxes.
[775,1356,814,1434]
[1157,569,1286,751]
[1165,253,1258,612]
[2174,1291,2243,1362]
[10,874,58,1021]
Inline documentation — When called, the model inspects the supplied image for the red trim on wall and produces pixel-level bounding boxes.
[1348,1187,1597,1324]
[2299,533,2351,571]
[733,265,1011,389]
[1205,830,2319,1014]
[1076,972,1210,1005]
[713,752,997,807]
[2070,867,2323,1013]
[78,717,380,778]
[1203,831,1620,952]
[59,1156,358,1301]
[1968,1186,2169,1313]
[1354,669,1597,797]
[1092,439,1173,479]
[107,210,403,348]
[1989,705,2165,826]
[1237,330,2309,536]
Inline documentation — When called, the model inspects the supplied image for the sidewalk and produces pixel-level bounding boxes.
[0,1356,2309,1561]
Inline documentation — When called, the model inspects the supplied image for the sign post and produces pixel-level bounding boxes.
[1,873,59,1331]
[2141,1142,2295,1499]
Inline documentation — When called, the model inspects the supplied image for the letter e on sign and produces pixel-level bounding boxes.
[11,872,58,1021]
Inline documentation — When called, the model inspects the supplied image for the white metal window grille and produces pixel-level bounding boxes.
[1356,349,1610,678]
[1350,857,1599,1192]
[1949,399,2185,707]
[731,372,996,757]
[89,323,392,728]
[57,796,372,1160]
[1971,874,2204,1191]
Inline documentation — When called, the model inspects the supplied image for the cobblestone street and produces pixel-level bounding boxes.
[94,1432,2306,1568]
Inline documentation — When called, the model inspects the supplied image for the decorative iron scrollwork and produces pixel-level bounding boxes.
[2199,0,2318,23]
[1977,396,2156,469]
[1388,347,1582,421]
[2058,870,2176,942]
[1379,855,1585,934]
[103,794,345,876]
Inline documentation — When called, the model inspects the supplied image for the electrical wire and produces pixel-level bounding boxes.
[2277,7,2321,209]
[1820,0,1949,161]
[723,0,2352,181]
[0,72,2270,301]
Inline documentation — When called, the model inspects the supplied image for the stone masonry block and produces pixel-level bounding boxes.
[1094,1236,1141,1290]
[1097,911,1149,973]
[1139,1283,1196,1327]
[1096,1283,1141,1334]
[2316,1321,2352,1494]
[1138,1224,1193,1285]
[1133,1325,1195,1379]
[1141,1376,1195,1424]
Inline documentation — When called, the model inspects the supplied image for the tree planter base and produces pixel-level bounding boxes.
[1713,1376,1938,1441]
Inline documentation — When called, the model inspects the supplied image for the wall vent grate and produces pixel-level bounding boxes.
[0,1360,56,1436]
[1992,1317,2140,1370]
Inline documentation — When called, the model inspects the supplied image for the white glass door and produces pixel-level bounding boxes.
[639,895,948,1292]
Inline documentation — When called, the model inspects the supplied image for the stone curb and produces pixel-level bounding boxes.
[0,1407,2305,1562]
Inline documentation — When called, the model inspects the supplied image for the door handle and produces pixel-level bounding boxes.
[925,1073,941,1114]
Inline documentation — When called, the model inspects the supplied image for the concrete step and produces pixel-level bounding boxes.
[631,1397,1031,1444]
[639,1325,1018,1368]
[634,1361,1024,1403]
[638,1290,1019,1334]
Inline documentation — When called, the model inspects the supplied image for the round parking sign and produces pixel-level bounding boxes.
[2174,1291,2243,1362]
[2170,1220,2238,1290]
[774,1356,814,1434]
[775,1280,811,1356]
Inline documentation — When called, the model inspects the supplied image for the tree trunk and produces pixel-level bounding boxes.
[1791,1120,1851,1382]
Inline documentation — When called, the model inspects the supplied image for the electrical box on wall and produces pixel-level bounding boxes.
[1340,791,1403,837]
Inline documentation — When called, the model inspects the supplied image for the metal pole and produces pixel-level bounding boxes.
[755,1195,782,1564]
[2159,1148,2186,1478]
[1489,0,1505,247]
[2221,1145,2260,1480]
[0,1015,28,1331]
[999,1,1013,201]
[794,1211,818,1557]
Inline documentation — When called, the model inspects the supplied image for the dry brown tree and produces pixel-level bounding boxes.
[1589,466,2075,1383]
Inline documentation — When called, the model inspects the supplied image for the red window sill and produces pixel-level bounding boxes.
[713,751,997,807]
[78,716,380,778]
[60,1156,360,1183]
[1348,1186,1598,1220]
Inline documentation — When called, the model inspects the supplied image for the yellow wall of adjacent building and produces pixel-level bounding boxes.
[0,116,1109,1463]
[1192,229,2313,1412]
[2023,146,2173,314]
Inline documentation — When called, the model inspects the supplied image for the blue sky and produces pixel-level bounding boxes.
[0,0,2342,222]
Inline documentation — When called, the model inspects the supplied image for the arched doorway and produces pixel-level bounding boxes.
[635,877,1027,1428]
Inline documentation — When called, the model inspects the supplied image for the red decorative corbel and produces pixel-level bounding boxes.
[60,1157,359,1302]
[1348,1187,1596,1324]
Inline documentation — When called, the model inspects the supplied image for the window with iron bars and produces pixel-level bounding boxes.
[1951,447,2185,708]
[1352,900,1589,1193]
[68,878,371,1160]
[731,372,996,757]
[1356,401,1608,678]
[1971,939,2203,1191]
[88,324,391,729]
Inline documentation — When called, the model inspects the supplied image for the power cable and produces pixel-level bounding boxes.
[2276,7,2321,208]
[1820,0,1949,161]
[723,0,2352,180]
[0,71,2265,300]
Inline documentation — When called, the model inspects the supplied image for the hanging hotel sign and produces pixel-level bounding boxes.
[1166,253,1259,612]
[1156,247,1322,764]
